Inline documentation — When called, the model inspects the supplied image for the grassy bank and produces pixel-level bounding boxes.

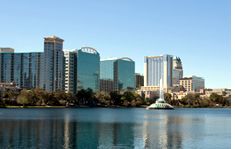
[2,105,66,108]
[0,105,230,109]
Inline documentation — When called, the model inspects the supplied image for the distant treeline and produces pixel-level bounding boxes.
[0,88,231,108]
[165,93,231,108]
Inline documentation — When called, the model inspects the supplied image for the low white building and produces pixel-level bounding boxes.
[204,88,231,97]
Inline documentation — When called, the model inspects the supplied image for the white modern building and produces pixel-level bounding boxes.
[139,54,173,98]
[204,88,231,96]
[64,50,77,94]
[144,54,173,89]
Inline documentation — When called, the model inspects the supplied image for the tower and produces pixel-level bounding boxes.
[43,36,64,92]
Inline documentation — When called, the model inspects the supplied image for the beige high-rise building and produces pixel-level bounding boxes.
[179,76,205,92]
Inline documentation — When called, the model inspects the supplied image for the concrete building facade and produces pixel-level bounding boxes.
[64,50,77,94]
[179,76,205,92]
[144,54,173,89]
[135,73,144,89]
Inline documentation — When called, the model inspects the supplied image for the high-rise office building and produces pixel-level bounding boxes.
[172,57,183,86]
[179,76,205,92]
[14,52,44,88]
[0,48,14,83]
[144,54,173,89]
[0,53,14,83]
[0,52,43,89]
[100,57,135,92]
[77,47,100,92]
[64,50,77,94]
[43,36,64,92]
[32,53,44,89]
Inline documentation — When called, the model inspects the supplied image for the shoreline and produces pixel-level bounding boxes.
[0,105,231,109]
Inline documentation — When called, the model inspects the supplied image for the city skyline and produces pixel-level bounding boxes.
[0,0,231,88]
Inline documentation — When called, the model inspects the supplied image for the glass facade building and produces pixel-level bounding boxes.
[13,53,22,86]
[77,47,100,92]
[0,52,43,89]
[144,55,173,89]
[30,53,44,88]
[44,36,64,92]
[100,57,135,92]
[0,53,14,83]
[172,57,183,86]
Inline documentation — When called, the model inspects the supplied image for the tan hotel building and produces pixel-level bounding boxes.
[180,76,205,92]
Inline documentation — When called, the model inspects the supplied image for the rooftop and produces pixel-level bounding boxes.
[0,48,14,53]
[180,75,204,80]
[144,54,173,58]
[101,57,134,62]
[79,47,99,55]
[44,35,64,42]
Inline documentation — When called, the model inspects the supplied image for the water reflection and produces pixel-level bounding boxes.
[0,108,231,149]
[141,113,184,149]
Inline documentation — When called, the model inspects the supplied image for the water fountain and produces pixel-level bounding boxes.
[146,78,174,110]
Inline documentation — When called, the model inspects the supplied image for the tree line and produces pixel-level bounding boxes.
[0,88,231,108]
[164,92,231,108]
[0,88,146,107]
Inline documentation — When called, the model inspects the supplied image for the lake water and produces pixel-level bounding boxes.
[0,108,230,149]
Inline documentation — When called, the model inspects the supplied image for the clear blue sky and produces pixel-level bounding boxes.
[0,0,231,88]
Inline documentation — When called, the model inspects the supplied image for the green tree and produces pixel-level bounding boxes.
[75,88,95,106]
[179,93,201,107]
[110,91,122,105]
[210,93,223,103]
[198,98,210,107]
[134,93,145,106]
[121,91,135,102]
[164,93,172,103]
[85,88,96,106]
[32,88,48,106]
[53,91,68,106]
[2,89,19,105]
[121,91,136,107]
[65,92,76,106]
[45,92,60,106]
[95,91,111,106]
[17,90,32,106]
[0,97,5,107]
[75,89,87,105]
